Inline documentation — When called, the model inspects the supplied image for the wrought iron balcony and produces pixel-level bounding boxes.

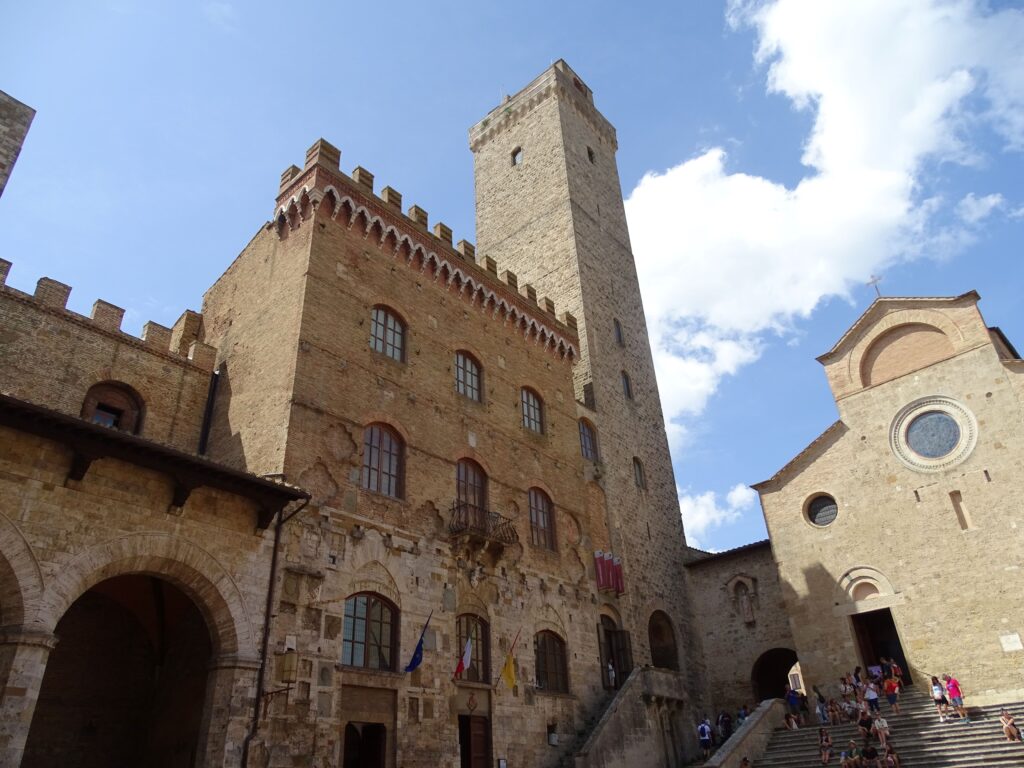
[449,501,518,547]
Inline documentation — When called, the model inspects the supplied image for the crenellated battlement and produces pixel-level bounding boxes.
[0,259,217,371]
[467,59,617,153]
[272,140,579,361]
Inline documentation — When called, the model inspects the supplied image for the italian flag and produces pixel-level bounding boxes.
[453,637,472,678]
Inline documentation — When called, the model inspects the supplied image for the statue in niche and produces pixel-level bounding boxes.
[734,580,756,625]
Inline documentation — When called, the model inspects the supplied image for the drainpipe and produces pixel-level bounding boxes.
[197,367,221,455]
[241,490,310,767]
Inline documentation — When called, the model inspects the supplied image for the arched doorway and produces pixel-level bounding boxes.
[648,611,679,671]
[22,574,212,768]
[751,647,798,702]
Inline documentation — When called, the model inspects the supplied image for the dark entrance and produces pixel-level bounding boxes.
[751,647,798,701]
[648,611,679,671]
[457,715,490,768]
[598,615,633,689]
[22,574,212,768]
[344,722,387,768]
[850,608,913,685]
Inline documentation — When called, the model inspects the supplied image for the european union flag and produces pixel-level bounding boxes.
[404,610,432,673]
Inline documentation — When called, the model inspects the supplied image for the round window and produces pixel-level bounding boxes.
[890,397,976,473]
[807,495,838,527]
[905,410,960,458]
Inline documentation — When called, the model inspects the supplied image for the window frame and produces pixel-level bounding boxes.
[633,457,646,490]
[535,630,569,693]
[361,423,405,499]
[369,306,406,362]
[81,381,144,435]
[621,371,633,400]
[521,387,544,434]
[456,458,488,511]
[455,351,483,402]
[529,487,556,551]
[341,592,398,671]
[578,419,599,462]
[455,614,490,683]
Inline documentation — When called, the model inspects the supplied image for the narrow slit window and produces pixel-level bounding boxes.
[511,147,523,166]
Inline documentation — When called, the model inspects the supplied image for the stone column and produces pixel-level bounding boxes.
[0,626,58,767]
[198,653,261,768]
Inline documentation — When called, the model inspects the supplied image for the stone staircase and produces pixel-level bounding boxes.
[755,688,1024,767]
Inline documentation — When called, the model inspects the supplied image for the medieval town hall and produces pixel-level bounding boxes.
[0,61,1021,768]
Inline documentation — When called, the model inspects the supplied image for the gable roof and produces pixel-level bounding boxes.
[752,420,846,492]
[816,291,980,365]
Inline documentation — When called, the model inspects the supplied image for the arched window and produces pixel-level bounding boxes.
[456,459,487,511]
[342,593,398,670]
[621,371,633,400]
[633,457,646,490]
[369,306,405,362]
[81,381,143,434]
[613,318,624,346]
[648,611,679,671]
[511,147,523,166]
[361,424,404,498]
[520,388,544,433]
[455,351,482,402]
[535,631,568,693]
[529,488,555,550]
[578,419,599,461]
[456,614,490,683]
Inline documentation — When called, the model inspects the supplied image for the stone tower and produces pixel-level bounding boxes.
[471,60,704,689]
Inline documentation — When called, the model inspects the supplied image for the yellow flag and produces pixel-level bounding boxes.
[500,651,516,689]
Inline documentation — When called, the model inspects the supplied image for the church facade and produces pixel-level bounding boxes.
[687,293,1024,714]
[0,61,705,768]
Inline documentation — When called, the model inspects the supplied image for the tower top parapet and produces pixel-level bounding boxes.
[468,59,617,153]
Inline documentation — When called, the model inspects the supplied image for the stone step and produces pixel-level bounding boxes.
[753,698,1024,768]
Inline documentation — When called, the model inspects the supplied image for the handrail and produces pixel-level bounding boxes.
[449,501,518,545]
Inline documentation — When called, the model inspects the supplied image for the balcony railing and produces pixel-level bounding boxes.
[449,501,518,547]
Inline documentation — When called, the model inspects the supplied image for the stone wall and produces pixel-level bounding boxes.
[0,90,34,199]
[685,542,796,715]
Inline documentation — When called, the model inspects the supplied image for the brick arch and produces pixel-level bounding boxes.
[37,533,256,659]
[0,511,45,628]
[847,309,964,389]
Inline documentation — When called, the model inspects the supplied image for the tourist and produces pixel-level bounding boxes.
[852,666,864,689]
[819,727,834,765]
[889,659,904,687]
[930,676,950,722]
[863,679,881,713]
[840,676,854,703]
[784,711,800,730]
[861,740,881,767]
[879,657,892,681]
[870,712,890,747]
[719,709,734,741]
[998,708,1021,742]
[814,685,830,724]
[883,743,901,767]
[785,686,802,722]
[942,673,970,723]
[839,740,862,767]
[828,698,843,725]
[737,703,749,725]
[698,718,713,759]
[882,674,900,715]
[840,698,858,723]
[857,709,873,740]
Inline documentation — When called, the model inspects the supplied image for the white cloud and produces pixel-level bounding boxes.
[679,483,759,550]
[956,192,1005,224]
[625,0,1024,455]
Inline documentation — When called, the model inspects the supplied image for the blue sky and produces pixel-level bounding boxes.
[2,1,1022,551]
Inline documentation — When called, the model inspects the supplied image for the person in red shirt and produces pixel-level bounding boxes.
[942,674,970,724]
[882,675,901,714]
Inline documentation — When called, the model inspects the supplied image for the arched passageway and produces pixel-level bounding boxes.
[22,574,212,768]
[751,647,798,702]
[648,610,679,671]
